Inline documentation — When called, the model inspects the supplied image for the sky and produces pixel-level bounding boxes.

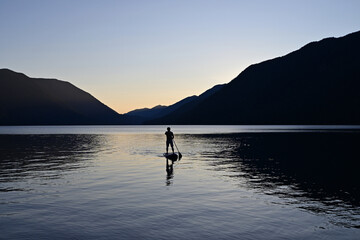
[1,0,359,113]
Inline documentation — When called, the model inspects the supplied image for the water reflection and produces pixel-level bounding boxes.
[189,132,360,228]
[1,130,359,239]
[0,134,103,191]
[166,158,174,186]
[165,154,182,186]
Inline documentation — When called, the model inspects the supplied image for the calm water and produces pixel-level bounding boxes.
[0,126,360,239]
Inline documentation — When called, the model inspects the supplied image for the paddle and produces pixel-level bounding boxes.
[173,139,182,159]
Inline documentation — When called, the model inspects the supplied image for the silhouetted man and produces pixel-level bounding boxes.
[165,127,174,154]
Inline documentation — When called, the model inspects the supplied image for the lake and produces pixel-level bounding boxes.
[0,125,360,239]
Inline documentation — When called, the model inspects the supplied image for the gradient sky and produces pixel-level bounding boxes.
[1,0,359,113]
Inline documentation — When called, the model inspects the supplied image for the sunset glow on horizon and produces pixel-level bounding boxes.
[1,0,359,113]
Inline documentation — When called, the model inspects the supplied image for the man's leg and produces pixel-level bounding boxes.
[171,142,174,154]
[166,141,169,154]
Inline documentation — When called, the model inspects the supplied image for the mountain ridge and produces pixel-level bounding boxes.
[126,84,226,124]
[3,30,360,125]
[0,69,130,125]
[149,30,360,124]
[145,84,225,124]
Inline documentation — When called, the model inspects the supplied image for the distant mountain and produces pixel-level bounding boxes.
[125,105,168,124]
[155,95,198,118]
[126,84,225,124]
[124,96,197,124]
[126,105,167,118]
[0,69,131,125]
[146,84,225,124]
[149,30,360,124]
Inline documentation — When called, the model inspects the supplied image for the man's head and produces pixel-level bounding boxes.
[167,127,171,131]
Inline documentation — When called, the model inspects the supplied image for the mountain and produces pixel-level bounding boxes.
[149,30,360,124]
[126,105,167,118]
[124,96,197,124]
[146,84,225,124]
[0,69,131,125]
[127,84,225,124]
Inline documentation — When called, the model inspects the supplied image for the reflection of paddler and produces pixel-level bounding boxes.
[165,127,174,154]
[166,158,173,176]
[165,158,174,186]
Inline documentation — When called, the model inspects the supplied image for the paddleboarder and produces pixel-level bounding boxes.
[165,127,175,154]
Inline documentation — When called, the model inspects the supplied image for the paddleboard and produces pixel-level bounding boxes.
[163,153,178,161]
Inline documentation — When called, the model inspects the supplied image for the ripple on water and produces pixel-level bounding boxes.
[0,129,360,239]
